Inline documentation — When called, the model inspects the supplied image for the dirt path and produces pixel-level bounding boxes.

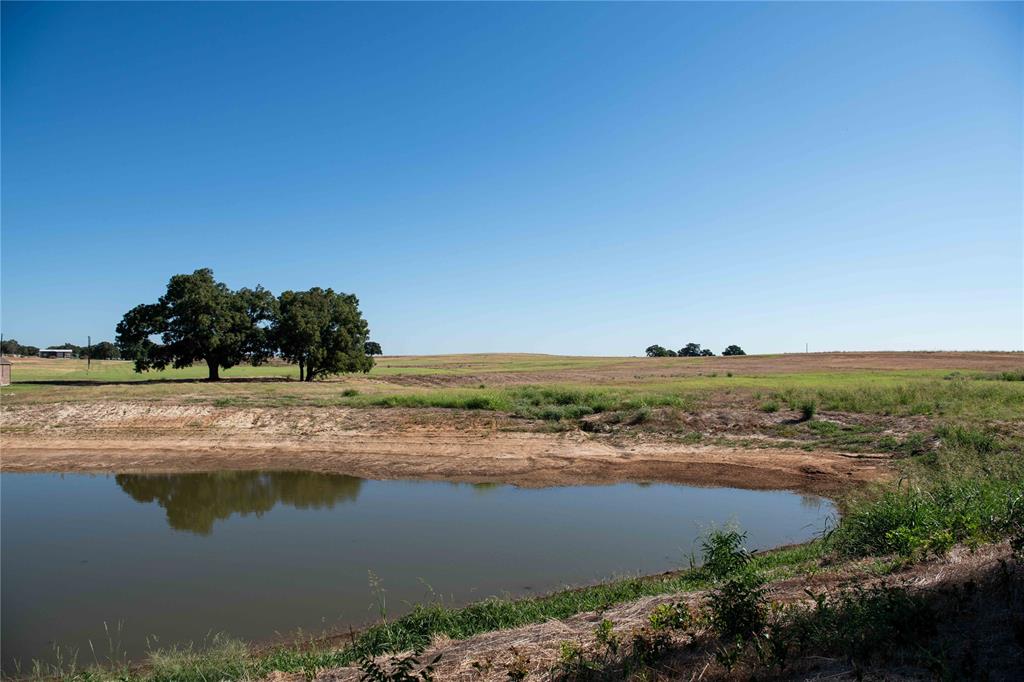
[1,402,887,494]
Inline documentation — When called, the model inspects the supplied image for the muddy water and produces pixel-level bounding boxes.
[1,472,834,670]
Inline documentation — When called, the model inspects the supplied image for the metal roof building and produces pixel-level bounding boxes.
[39,348,74,359]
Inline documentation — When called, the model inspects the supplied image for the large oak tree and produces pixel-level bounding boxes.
[273,287,374,381]
[115,269,276,381]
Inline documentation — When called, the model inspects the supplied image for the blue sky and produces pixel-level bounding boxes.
[2,2,1021,355]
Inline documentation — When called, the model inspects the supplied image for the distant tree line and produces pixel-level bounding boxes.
[0,339,123,359]
[645,343,746,357]
[0,339,40,356]
[116,269,380,381]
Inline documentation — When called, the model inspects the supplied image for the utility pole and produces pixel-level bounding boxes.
[805,342,809,353]
[87,335,91,371]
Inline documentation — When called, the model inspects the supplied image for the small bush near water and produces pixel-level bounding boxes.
[699,527,753,579]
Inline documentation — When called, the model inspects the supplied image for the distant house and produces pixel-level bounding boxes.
[39,348,74,359]
[0,357,10,385]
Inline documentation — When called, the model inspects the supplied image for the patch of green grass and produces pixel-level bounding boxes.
[830,477,1021,557]
[934,424,998,454]
[341,385,699,422]
[767,377,1024,420]
[829,429,1024,558]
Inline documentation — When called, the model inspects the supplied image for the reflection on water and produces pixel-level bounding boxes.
[115,472,363,534]
[2,472,835,672]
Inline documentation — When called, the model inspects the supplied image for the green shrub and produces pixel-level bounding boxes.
[554,641,597,680]
[648,602,691,631]
[594,619,619,655]
[798,399,816,421]
[705,573,767,640]
[761,400,779,413]
[628,627,671,665]
[700,528,752,579]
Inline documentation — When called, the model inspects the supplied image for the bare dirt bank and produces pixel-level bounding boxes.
[0,402,887,494]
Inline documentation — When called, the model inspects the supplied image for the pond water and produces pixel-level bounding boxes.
[1,471,834,670]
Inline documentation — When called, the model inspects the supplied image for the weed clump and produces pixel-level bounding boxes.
[700,527,753,579]
[624,406,651,425]
[648,601,692,631]
[357,647,440,682]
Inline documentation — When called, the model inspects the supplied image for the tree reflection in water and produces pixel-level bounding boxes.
[115,471,363,535]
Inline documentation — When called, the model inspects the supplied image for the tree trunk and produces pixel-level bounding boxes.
[305,365,315,382]
[298,361,304,382]
[207,359,220,381]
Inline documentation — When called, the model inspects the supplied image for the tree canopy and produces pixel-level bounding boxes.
[722,344,746,356]
[87,341,120,360]
[648,342,719,358]
[0,339,39,356]
[679,343,716,357]
[116,269,278,380]
[116,270,375,382]
[272,287,374,381]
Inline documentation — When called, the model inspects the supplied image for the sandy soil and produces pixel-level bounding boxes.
[0,402,887,494]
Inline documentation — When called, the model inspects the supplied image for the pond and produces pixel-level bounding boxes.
[1,471,835,671]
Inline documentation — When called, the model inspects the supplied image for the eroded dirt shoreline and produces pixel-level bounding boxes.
[1,402,888,495]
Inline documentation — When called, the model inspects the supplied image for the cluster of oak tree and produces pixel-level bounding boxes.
[115,269,381,382]
[644,343,746,358]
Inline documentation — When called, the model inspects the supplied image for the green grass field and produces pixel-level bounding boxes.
[4,355,1023,420]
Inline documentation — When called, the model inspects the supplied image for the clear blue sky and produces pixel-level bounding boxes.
[2,2,1021,355]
